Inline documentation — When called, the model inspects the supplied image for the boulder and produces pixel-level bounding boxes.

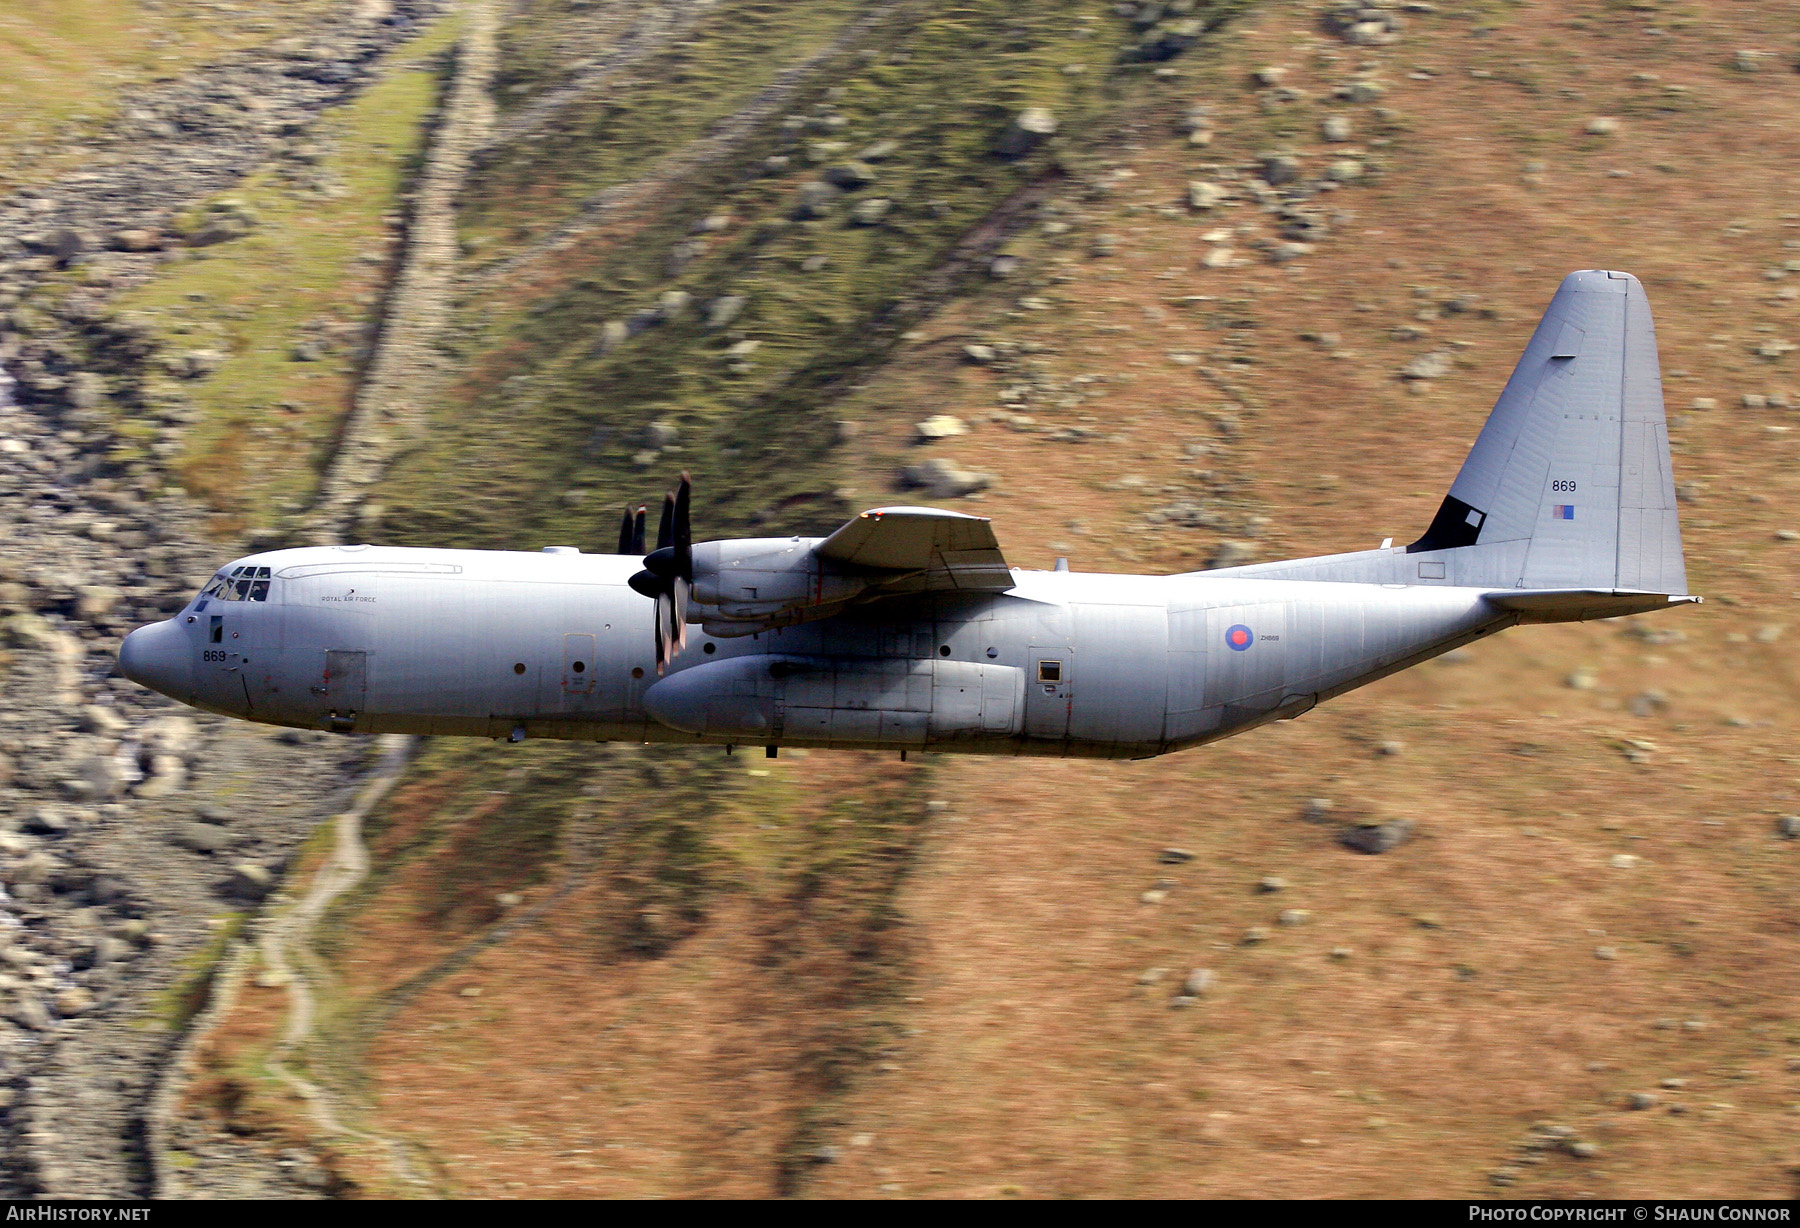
[0,613,58,649]
[134,754,186,798]
[53,987,94,1018]
[1402,350,1454,380]
[898,457,991,499]
[25,807,70,835]
[995,107,1057,158]
[174,349,225,379]
[1181,968,1216,996]
[1261,154,1301,186]
[73,754,131,801]
[5,853,56,886]
[110,229,164,252]
[74,584,123,620]
[913,415,969,442]
[1129,18,1205,63]
[169,822,235,854]
[706,296,747,330]
[184,202,257,247]
[791,180,841,219]
[142,715,197,756]
[849,198,891,226]
[227,862,275,900]
[78,705,127,736]
[1340,818,1414,854]
[66,372,107,410]
[1187,182,1225,213]
[8,996,49,1032]
[821,161,877,190]
[1207,540,1256,568]
[49,228,96,266]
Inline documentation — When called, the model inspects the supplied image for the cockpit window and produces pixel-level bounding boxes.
[200,565,273,603]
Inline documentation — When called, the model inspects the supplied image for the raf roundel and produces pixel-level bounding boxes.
[1225,624,1255,652]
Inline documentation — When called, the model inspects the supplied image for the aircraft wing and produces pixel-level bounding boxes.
[686,506,1017,638]
[816,506,1015,592]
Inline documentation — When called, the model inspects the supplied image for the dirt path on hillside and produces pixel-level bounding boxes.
[255,735,427,1192]
[147,735,419,1197]
[306,0,499,545]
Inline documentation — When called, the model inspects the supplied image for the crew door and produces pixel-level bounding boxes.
[322,650,368,728]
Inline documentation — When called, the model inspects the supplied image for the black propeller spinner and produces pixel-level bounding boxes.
[625,473,692,674]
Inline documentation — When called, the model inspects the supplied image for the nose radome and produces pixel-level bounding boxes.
[119,620,192,703]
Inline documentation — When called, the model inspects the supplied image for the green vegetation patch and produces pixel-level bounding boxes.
[103,11,462,530]
[151,911,245,1032]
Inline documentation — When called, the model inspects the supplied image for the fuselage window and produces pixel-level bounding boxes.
[1037,660,1062,683]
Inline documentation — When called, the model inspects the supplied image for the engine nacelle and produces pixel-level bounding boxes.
[688,538,876,635]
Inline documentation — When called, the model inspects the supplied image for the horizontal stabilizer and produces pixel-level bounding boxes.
[1482,589,1701,623]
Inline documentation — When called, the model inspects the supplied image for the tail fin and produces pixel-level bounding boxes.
[1188,270,1692,598]
[1408,269,1688,594]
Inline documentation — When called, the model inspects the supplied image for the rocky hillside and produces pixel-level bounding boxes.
[1,0,1797,1200]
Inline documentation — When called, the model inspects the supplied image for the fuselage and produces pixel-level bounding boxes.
[119,543,1518,759]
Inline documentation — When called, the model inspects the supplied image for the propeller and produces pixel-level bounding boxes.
[626,473,693,674]
[616,503,646,555]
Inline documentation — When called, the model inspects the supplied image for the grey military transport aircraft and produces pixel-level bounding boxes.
[119,270,1698,759]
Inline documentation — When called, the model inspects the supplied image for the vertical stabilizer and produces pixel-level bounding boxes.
[1409,269,1688,593]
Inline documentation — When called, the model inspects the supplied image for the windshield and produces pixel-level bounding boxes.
[199,564,272,603]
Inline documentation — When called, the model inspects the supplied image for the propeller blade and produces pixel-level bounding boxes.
[671,576,690,656]
[655,490,674,553]
[674,472,692,582]
[631,505,646,556]
[654,590,673,674]
[617,505,636,555]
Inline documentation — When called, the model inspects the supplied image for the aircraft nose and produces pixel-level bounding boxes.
[119,620,192,702]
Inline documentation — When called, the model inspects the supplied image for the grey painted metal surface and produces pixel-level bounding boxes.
[119,271,1701,759]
